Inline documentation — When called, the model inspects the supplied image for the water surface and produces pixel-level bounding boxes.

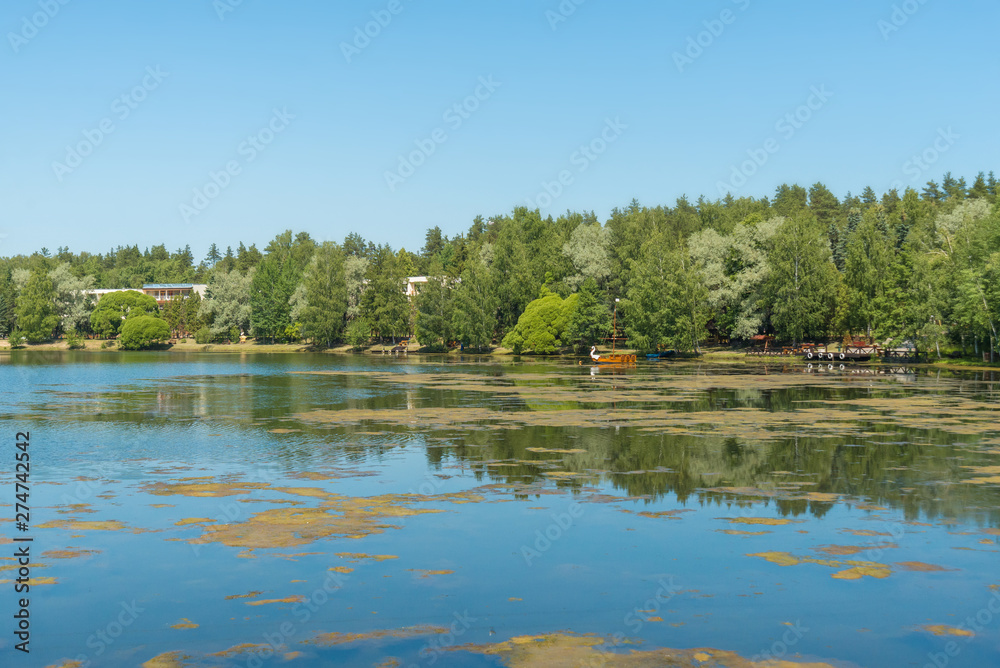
[2,352,999,667]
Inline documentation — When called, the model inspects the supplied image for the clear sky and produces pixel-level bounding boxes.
[2,0,998,260]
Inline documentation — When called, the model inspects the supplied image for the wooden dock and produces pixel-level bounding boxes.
[745,340,926,363]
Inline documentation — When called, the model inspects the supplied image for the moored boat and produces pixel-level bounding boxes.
[588,299,636,367]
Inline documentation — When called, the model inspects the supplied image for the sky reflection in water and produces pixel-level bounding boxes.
[2,353,999,667]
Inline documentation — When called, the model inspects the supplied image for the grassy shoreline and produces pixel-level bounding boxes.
[2,338,997,371]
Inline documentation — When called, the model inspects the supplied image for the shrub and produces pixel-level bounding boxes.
[282,323,301,343]
[9,329,27,349]
[118,316,171,350]
[229,326,240,343]
[501,287,576,354]
[89,290,159,338]
[346,318,370,350]
[195,327,213,344]
[65,328,86,350]
[179,338,187,344]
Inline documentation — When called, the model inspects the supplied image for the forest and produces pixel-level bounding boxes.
[1,171,999,357]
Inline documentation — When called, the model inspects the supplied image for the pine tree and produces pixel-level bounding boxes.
[970,172,989,199]
[941,172,967,200]
[922,181,943,203]
[217,246,236,273]
[249,234,302,343]
[808,183,841,228]
[881,188,901,215]
[834,208,862,272]
[772,184,808,217]
[237,243,262,273]
[206,243,222,267]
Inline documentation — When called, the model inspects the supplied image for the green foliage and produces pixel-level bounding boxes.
[689,216,781,340]
[843,205,896,337]
[64,328,85,349]
[451,258,496,351]
[360,245,408,342]
[773,184,808,218]
[623,236,708,352]
[764,215,840,342]
[298,242,348,347]
[15,268,60,342]
[282,322,302,343]
[118,315,170,350]
[250,232,307,342]
[9,329,27,348]
[564,278,610,350]
[0,267,16,337]
[163,292,203,337]
[89,290,159,338]
[195,327,213,344]
[2,176,998,359]
[49,262,95,333]
[562,222,611,291]
[201,269,252,338]
[501,287,574,354]
[415,262,453,349]
[346,317,370,350]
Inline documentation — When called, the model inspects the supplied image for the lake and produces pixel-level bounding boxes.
[2,352,999,667]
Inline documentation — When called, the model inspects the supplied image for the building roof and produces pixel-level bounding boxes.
[142,284,196,289]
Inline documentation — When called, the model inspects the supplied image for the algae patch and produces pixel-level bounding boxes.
[921,625,974,637]
[306,625,448,647]
[443,632,841,667]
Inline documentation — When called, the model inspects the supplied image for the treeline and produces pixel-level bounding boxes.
[1,171,999,356]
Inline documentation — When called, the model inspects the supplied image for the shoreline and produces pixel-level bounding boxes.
[2,339,997,371]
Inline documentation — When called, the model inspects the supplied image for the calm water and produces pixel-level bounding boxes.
[2,352,999,667]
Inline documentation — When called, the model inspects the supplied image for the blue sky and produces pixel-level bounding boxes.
[1,0,998,260]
